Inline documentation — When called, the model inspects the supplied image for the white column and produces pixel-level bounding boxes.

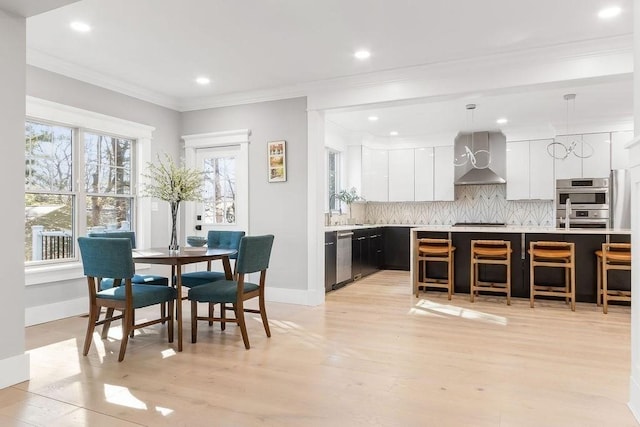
[307,109,326,305]
[628,5,640,420]
[0,9,29,389]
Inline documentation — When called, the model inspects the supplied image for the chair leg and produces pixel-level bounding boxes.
[236,299,250,349]
[570,264,576,312]
[259,291,271,338]
[506,261,511,306]
[603,266,609,314]
[530,263,535,308]
[83,303,99,356]
[118,309,132,362]
[129,310,135,338]
[167,300,174,343]
[102,308,115,339]
[208,303,214,326]
[221,303,226,331]
[191,301,198,343]
[596,258,602,306]
[450,255,455,295]
[160,303,166,324]
[470,259,475,303]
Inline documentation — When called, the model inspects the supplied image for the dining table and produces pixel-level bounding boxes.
[132,247,237,351]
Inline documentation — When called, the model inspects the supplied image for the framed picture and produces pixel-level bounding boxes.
[268,140,287,182]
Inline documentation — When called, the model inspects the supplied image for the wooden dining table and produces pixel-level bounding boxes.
[132,247,236,351]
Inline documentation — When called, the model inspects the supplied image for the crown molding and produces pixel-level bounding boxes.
[27,48,181,110]
[28,34,633,113]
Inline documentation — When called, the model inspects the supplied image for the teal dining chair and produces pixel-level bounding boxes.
[77,237,177,361]
[188,234,274,349]
[179,230,245,287]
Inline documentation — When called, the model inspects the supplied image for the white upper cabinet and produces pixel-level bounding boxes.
[414,148,434,201]
[507,139,554,200]
[611,130,633,170]
[362,146,388,201]
[388,149,415,201]
[553,135,583,180]
[433,146,454,201]
[529,139,555,199]
[506,141,530,200]
[581,132,611,178]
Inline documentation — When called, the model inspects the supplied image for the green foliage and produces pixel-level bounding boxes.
[335,187,364,206]
[141,153,204,203]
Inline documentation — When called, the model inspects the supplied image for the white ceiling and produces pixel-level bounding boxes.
[19,0,635,140]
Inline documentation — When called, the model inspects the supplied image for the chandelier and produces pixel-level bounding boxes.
[453,103,491,169]
[547,94,593,160]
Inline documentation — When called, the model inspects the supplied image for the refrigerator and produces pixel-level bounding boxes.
[610,169,631,229]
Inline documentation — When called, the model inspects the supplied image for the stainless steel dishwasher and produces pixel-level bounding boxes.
[336,231,353,286]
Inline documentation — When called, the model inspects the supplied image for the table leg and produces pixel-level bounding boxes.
[176,263,183,352]
[222,256,233,280]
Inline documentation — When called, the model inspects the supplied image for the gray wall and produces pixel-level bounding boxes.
[0,8,28,384]
[25,66,182,310]
[181,97,309,292]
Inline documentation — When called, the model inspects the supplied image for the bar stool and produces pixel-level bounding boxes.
[529,241,576,311]
[415,238,456,300]
[470,240,512,305]
[596,243,631,314]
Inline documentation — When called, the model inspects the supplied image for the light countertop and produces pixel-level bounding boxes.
[325,224,631,235]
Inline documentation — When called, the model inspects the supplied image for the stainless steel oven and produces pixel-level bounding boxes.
[555,178,609,210]
[555,178,610,228]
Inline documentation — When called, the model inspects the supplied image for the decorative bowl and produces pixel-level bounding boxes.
[186,236,207,247]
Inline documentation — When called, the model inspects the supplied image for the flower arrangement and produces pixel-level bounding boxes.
[141,153,204,251]
[334,187,364,219]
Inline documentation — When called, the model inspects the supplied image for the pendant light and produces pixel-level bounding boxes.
[547,93,593,160]
[454,103,491,168]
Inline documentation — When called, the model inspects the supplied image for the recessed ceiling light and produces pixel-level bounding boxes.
[354,50,371,60]
[195,77,211,85]
[389,131,399,136]
[368,116,379,122]
[598,6,621,19]
[70,21,91,32]
[496,118,508,125]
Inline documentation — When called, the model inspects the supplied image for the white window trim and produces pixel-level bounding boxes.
[182,129,250,235]
[25,96,155,286]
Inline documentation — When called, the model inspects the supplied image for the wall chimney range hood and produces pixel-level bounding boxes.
[454,131,507,185]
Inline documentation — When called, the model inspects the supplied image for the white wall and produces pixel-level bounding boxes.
[0,8,29,388]
[24,66,182,321]
[181,97,309,302]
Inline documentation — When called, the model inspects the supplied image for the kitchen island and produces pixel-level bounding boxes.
[410,225,631,303]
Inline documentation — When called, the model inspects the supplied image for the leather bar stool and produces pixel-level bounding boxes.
[470,240,512,305]
[529,241,576,311]
[596,243,631,314]
[415,238,456,300]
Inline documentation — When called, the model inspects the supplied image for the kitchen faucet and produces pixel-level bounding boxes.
[328,193,340,225]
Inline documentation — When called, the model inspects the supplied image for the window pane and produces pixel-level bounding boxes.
[86,196,132,231]
[202,155,236,225]
[25,122,73,192]
[328,151,340,210]
[25,193,74,262]
[85,133,133,195]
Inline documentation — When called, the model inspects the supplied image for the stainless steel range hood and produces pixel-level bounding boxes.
[454,131,507,185]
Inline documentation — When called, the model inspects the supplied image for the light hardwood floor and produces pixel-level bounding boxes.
[1,270,637,426]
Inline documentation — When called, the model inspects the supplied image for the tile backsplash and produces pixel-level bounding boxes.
[364,184,554,226]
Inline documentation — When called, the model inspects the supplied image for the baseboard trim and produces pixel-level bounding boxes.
[0,353,30,389]
[25,297,87,327]
[265,287,324,306]
[628,375,640,422]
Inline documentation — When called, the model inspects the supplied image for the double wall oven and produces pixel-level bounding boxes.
[556,178,609,228]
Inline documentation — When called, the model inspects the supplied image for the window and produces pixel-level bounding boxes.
[24,121,136,264]
[328,149,340,211]
[202,154,236,225]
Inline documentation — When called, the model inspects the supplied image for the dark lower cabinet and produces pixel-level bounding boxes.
[352,227,384,280]
[383,227,411,270]
[324,232,336,292]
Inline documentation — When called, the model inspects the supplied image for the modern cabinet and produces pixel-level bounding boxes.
[554,133,610,179]
[362,147,389,202]
[414,148,435,201]
[506,139,554,200]
[388,149,415,201]
[351,227,384,280]
[611,130,633,170]
[383,226,411,270]
[414,145,454,201]
[324,232,336,292]
[433,146,455,201]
